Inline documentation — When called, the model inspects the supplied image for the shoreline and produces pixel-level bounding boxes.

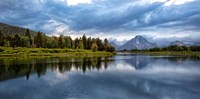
[0,47,116,57]
[128,51,200,57]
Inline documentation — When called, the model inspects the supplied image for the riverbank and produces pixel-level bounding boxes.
[0,47,116,57]
[130,51,200,57]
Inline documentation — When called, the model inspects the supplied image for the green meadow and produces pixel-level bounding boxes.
[0,47,116,57]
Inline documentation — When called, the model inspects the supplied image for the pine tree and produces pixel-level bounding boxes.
[12,34,21,47]
[96,38,103,51]
[107,46,115,52]
[79,40,84,49]
[34,32,43,48]
[82,34,87,49]
[5,36,12,47]
[25,29,32,46]
[51,36,58,48]
[104,38,108,46]
[0,31,4,46]
[20,36,30,47]
[58,34,65,48]
[65,36,72,49]
[103,38,109,51]
[74,38,79,49]
[71,40,75,49]
[87,37,92,50]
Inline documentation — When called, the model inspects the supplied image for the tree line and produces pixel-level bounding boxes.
[0,29,115,52]
[131,45,200,52]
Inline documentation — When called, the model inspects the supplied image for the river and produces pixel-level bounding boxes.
[0,54,200,99]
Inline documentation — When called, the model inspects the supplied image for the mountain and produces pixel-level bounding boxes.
[169,40,184,46]
[119,36,157,50]
[109,42,119,50]
[194,42,200,46]
[0,22,37,36]
[169,41,198,46]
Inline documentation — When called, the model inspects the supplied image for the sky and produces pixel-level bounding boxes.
[0,0,200,45]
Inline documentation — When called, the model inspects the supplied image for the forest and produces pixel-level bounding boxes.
[0,29,115,52]
[131,45,200,52]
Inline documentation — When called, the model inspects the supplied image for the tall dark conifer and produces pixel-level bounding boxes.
[87,37,92,49]
[82,34,87,49]
[96,38,103,51]
[0,31,4,46]
[34,32,43,48]
[12,34,20,47]
[25,29,32,46]
[65,36,72,48]
[58,34,65,48]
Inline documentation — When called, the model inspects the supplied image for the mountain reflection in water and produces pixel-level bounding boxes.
[0,54,200,99]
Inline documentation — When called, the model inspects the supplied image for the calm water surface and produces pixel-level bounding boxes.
[0,54,200,99]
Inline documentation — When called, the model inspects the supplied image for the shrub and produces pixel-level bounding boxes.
[91,43,98,52]
[0,48,4,52]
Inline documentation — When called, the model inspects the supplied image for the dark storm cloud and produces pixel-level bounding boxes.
[0,0,200,43]
[150,2,200,29]
[66,2,164,31]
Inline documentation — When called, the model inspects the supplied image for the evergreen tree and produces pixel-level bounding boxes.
[43,35,49,48]
[12,34,21,47]
[87,37,92,50]
[104,38,108,46]
[103,38,109,51]
[58,34,65,48]
[79,40,84,49]
[74,38,79,49]
[65,36,72,49]
[108,46,115,52]
[96,38,103,51]
[4,40,10,47]
[71,40,75,49]
[69,36,73,48]
[34,32,43,48]
[92,38,96,44]
[20,36,30,47]
[82,34,87,49]
[25,29,32,46]
[4,35,12,47]
[0,31,4,46]
[51,36,58,48]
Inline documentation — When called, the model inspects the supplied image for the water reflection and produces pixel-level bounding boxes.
[0,57,113,81]
[0,54,200,99]
[0,55,200,82]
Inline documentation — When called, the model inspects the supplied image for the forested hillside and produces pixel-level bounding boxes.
[0,23,36,36]
[0,23,115,52]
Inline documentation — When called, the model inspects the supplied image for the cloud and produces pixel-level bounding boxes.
[0,0,199,45]
[67,0,92,6]
[164,0,194,6]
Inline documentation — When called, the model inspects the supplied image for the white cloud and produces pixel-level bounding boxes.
[149,0,167,3]
[141,0,167,4]
[164,0,194,6]
[141,0,194,6]
[67,0,92,6]
[174,0,194,5]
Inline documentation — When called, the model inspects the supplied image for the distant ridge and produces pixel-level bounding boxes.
[0,22,37,36]
[109,42,119,50]
[169,40,184,46]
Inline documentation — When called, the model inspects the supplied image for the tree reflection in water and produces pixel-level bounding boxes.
[0,57,114,81]
[0,55,198,82]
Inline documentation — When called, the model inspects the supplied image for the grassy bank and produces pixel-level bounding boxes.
[0,47,116,57]
[130,51,200,57]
